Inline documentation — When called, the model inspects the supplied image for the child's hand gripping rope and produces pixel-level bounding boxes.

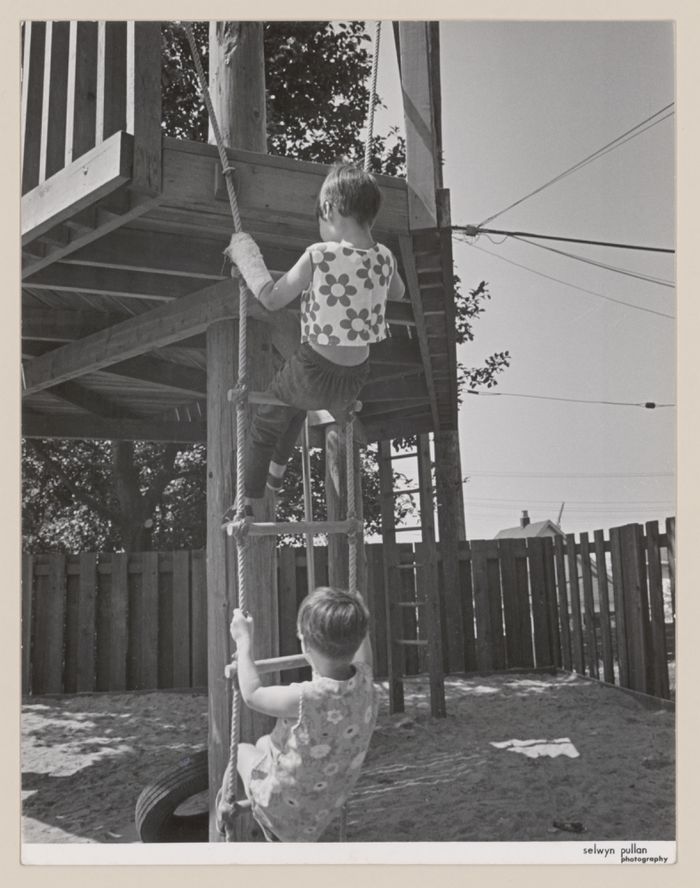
[224,233,273,298]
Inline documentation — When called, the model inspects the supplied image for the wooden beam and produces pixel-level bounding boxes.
[24,262,206,302]
[22,130,133,245]
[162,137,410,240]
[126,22,162,196]
[48,380,137,419]
[398,22,440,228]
[22,412,205,442]
[65,22,98,167]
[60,226,228,279]
[22,305,128,341]
[96,22,127,143]
[399,236,439,429]
[101,355,207,397]
[39,22,70,184]
[22,279,244,394]
[21,22,47,195]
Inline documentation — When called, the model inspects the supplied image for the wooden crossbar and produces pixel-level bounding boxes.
[224,518,358,537]
[224,652,308,679]
[396,639,428,646]
[228,389,362,414]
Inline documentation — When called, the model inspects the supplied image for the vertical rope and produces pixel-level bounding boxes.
[185,23,249,834]
[346,417,358,595]
[363,22,382,173]
[301,419,316,595]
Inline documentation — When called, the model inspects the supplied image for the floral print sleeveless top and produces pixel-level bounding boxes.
[247,661,378,842]
[300,241,395,346]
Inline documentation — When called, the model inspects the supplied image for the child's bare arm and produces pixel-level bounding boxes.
[225,234,312,311]
[257,252,313,311]
[387,268,406,301]
[230,609,301,719]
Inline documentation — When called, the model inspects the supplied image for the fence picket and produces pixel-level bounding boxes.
[620,524,648,693]
[172,551,191,688]
[553,537,571,671]
[190,549,207,687]
[33,554,66,694]
[579,533,599,678]
[609,526,629,688]
[23,522,675,697]
[665,516,675,621]
[109,553,129,691]
[593,529,615,684]
[566,534,585,674]
[366,543,388,678]
[458,544,477,671]
[527,538,551,667]
[645,521,670,699]
[543,538,561,668]
[21,555,34,695]
[498,539,520,667]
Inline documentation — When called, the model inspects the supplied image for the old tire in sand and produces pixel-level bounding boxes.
[135,749,209,842]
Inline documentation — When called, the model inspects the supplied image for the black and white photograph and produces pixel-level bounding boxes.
[16,7,683,868]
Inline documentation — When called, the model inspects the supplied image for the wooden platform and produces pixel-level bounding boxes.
[22,137,458,444]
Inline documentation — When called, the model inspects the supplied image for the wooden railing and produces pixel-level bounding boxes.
[21,20,162,259]
[21,519,676,700]
[21,21,161,194]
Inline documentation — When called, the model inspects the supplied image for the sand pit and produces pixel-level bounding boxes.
[21,671,674,844]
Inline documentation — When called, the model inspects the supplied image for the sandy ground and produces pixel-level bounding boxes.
[21,671,674,844]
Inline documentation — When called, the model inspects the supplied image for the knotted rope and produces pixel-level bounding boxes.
[185,19,382,842]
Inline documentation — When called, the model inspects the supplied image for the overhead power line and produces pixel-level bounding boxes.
[463,470,674,478]
[478,102,675,227]
[466,391,675,408]
[461,241,676,319]
[453,225,674,254]
[513,236,675,288]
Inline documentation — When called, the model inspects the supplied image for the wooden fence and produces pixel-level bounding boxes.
[21,518,676,700]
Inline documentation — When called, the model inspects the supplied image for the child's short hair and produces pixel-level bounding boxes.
[316,162,382,226]
[297,586,369,660]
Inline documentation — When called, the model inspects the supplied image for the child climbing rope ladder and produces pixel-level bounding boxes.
[225,160,405,515]
[218,588,378,842]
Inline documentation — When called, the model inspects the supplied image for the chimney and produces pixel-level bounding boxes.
[520,510,530,528]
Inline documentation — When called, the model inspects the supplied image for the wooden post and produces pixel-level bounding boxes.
[416,434,445,716]
[378,439,405,713]
[434,430,464,673]
[205,20,275,843]
[324,425,366,593]
[126,21,161,196]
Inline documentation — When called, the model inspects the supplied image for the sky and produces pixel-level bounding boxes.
[373,20,675,541]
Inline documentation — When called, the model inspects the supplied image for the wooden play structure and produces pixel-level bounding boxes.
[21,21,465,840]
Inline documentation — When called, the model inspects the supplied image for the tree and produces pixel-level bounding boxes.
[22,20,508,552]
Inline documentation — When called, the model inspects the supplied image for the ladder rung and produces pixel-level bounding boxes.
[389,451,418,461]
[395,639,428,646]
[398,600,426,607]
[225,652,308,679]
[395,563,418,571]
[394,526,423,533]
[228,389,362,415]
[224,518,358,537]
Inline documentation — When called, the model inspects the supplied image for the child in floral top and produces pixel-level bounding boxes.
[228,587,378,842]
[226,162,405,506]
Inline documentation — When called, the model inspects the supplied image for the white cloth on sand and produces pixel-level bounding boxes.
[490,737,580,758]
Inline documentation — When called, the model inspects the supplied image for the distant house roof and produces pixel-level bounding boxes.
[495,519,564,539]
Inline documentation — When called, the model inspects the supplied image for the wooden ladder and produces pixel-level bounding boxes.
[378,436,446,718]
